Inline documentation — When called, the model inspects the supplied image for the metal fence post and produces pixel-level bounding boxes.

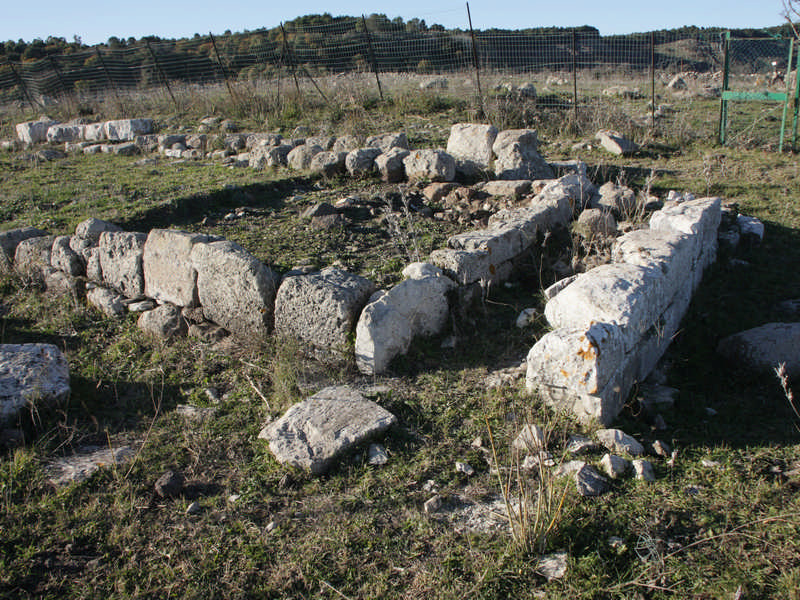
[95,48,122,106]
[48,55,69,98]
[572,30,579,128]
[145,40,178,108]
[5,59,38,110]
[718,31,730,145]
[210,32,237,103]
[466,2,485,119]
[362,15,384,101]
[280,23,301,95]
[650,31,656,131]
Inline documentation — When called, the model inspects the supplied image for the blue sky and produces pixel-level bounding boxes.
[2,0,790,45]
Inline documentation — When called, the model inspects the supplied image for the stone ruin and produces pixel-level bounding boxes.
[1,119,760,429]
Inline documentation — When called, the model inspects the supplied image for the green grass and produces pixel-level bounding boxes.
[0,90,799,598]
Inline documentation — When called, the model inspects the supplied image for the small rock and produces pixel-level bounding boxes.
[175,404,216,422]
[424,495,442,514]
[522,451,555,470]
[632,459,656,481]
[422,480,438,493]
[471,436,483,449]
[515,308,538,328]
[204,387,221,403]
[455,461,475,476]
[127,299,156,313]
[367,443,389,466]
[186,501,202,515]
[265,521,277,533]
[575,463,609,496]
[513,424,545,452]
[554,460,586,478]
[565,434,600,455]
[535,552,568,581]
[600,453,631,479]
[701,459,720,469]
[596,429,644,457]
[227,494,241,503]
[650,440,671,457]
[705,407,717,416]
[155,470,184,498]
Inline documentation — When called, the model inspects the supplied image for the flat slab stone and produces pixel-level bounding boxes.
[97,231,147,298]
[717,322,800,376]
[258,386,396,475]
[143,229,209,307]
[0,344,70,423]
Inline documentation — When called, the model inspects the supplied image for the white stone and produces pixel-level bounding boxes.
[87,286,126,319]
[535,552,568,581]
[15,119,58,144]
[402,262,444,280]
[492,129,553,180]
[596,129,638,156]
[717,323,800,376]
[47,124,85,143]
[600,453,631,478]
[47,445,134,486]
[0,344,70,423]
[632,459,656,481]
[446,123,498,176]
[143,229,209,307]
[258,386,396,475]
[345,148,381,177]
[365,132,409,153]
[355,274,455,375]
[512,423,546,451]
[516,308,538,328]
[596,429,644,456]
[287,144,323,170]
[737,215,764,242]
[103,118,154,141]
[403,149,456,182]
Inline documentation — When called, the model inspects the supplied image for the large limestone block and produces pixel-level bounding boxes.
[143,229,209,307]
[83,123,106,142]
[355,272,455,375]
[403,150,456,182]
[717,323,800,376]
[0,344,70,423]
[75,218,122,243]
[480,180,532,199]
[492,129,554,180]
[259,385,396,475]
[430,247,513,286]
[46,124,85,143]
[190,240,278,338]
[98,231,147,298]
[104,119,155,141]
[345,148,382,177]
[375,148,409,183]
[249,143,293,169]
[526,322,626,397]
[544,263,669,352]
[16,119,58,144]
[14,236,56,282]
[488,195,573,234]
[612,228,695,299]
[275,267,376,355]
[596,129,638,156]
[649,197,721,257]
[447,224,532,267]
[446,123,498,176]
[309,151,347,177]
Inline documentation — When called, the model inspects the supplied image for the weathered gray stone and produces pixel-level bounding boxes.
[14,236,56,282]
[536,552,568,581]
[596,429,644,456]
[0,227,48,264]
[154,469,184,497]
[249,143,293,169]
[143,229,209,307]
[82,123,104,142]
[632,459,656,481]
[576,208,617,239]
[596,181,638,217]
[446,123,498,177]
[0,343,70,423]
[717,323,800,376]
[492,129,554,180]
[16,118,58,144]
[74,218,122,243]
[600,453,631,478]
[596,129,638,156]
[512,424,545,451]
[355,271,455,375]
[50,236,84,276]
[44,268,84,299]
[104,118,155,141]
[331,135,362,154]
[112,142,140,156]
[85,248,103,282]
[309,151,347,177]
[191,240,279,338]
[287,144,324,170]
[97,231,147,298]
[535,173,597,214]
[47,124,84,143]
[365,132,409,153]
[575,463,610,496]
[275,267,375,356]
[737,215,764,244]
[403,150,456,182]
[258,385,397,475]
[374,148,409,183]
[137,303,188,339]
[87,286,126,318]
[479,180,532,199]
[566,434,600,455]
[345,148,382,177]
[301,203,337,220]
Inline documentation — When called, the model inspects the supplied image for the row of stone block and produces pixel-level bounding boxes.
[15,118,155,144]
[525,197,722,425]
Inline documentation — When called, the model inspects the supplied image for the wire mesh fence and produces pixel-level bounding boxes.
[1,20,796,146]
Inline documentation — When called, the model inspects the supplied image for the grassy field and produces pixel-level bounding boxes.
[0,87,799,599]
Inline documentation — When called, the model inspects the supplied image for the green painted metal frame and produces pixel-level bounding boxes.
[718,31,800,151]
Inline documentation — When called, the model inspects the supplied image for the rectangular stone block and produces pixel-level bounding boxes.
[430,248,513,286]
[16,119,58,144]
[143,229,209,307]
[98,231,147,298]
[544,263,669,353]
[104,119,155,141]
